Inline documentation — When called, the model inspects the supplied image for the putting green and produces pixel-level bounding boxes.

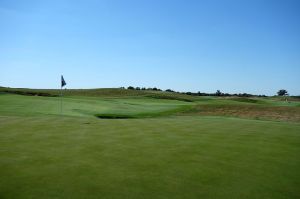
[0,94,192,118]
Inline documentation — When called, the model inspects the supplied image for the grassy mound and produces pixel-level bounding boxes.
[0,87,197,102]
[0,93,192,118]
[228,97,260,103]
[183,103,300,122]
[146,93,194,102]
[0,89,59,97]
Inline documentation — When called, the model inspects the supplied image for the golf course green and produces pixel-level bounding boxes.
[0,88,300,199]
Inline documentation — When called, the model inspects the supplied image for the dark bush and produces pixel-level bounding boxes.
[277,89,288,96]
[216,90,222,96]
[165,89,174,92]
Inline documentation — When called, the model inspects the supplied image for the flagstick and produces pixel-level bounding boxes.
[60,85,63,116]
[60,75,66,116]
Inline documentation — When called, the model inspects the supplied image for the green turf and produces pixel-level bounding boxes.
[0,91,300,199]
[0,93,192,118]
[0,87,198,102]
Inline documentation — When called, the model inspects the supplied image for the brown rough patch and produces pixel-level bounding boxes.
[182,104,300,122]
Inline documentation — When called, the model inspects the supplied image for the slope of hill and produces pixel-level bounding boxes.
[0,87,197,102]
[1,87,299,122]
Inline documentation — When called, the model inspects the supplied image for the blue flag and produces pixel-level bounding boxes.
[61,75,66,87]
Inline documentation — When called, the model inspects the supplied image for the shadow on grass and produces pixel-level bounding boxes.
[95,104,195,119]
[95,114,135,119]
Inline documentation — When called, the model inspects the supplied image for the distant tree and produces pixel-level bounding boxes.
[141,87,146,90]
[152,87,158,91]
[258,95,267,97]
[277,89,288,96]
[135,87,141,90]
[216,90,222,96]
[165,89,174,92]
[240,93,252,97]
[127,86,134,90]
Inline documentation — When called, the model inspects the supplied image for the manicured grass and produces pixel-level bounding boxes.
[0,116,300,199]
[0,94,192,118]
[0,92,300,198]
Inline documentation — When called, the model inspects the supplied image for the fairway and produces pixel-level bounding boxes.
[0,91,300,199]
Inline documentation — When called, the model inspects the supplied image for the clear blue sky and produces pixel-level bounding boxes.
[1,0,300,95]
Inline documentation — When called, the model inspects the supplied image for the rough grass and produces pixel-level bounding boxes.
[183,104,300,122]
[0,87,197,102]
[178,97,300,122]
[228,97,260,103]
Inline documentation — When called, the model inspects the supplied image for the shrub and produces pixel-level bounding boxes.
[277,89,288,96]
[165,89,174,92]
[216,90,222,96]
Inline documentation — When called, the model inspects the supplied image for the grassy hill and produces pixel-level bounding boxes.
[2,87,299,122]
[0,87,300,199]
[0,87,197,101]
[0,93,193,118]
